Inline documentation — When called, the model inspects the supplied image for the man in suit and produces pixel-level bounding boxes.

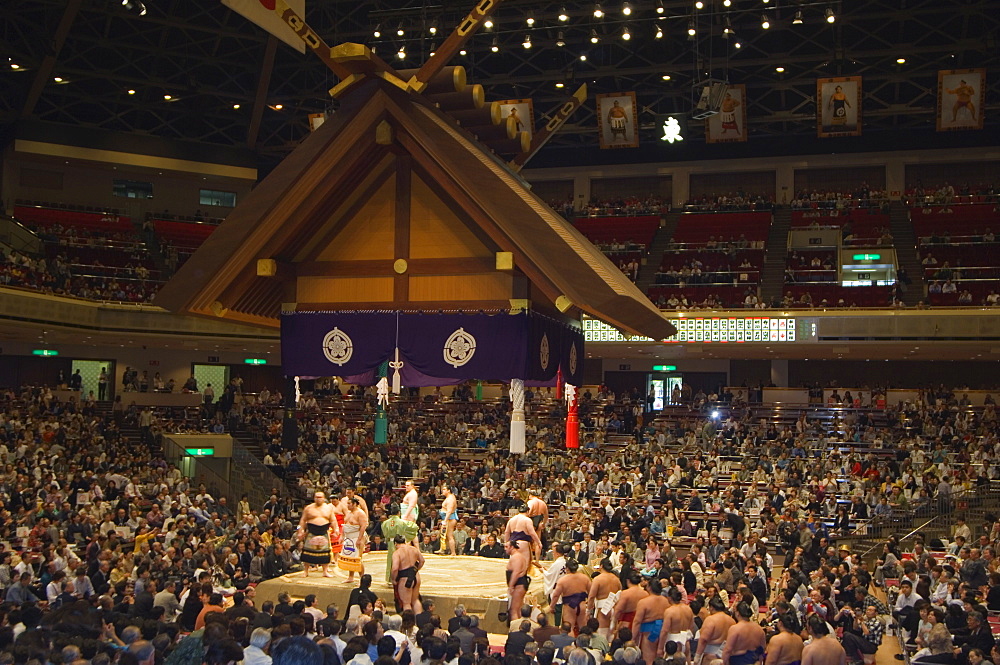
[415,599,435,628]
[90,560,111,596]
[480,535,505,558]
[131,578,156,619]
[464,529,484,556]
[505,620,534,657]
[570,541,589,565]
[448,605,467,634]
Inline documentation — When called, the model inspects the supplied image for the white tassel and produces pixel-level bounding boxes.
[377,377,390,409]
[510,378,526,454]
[565,383,576,407]
[389,347,403,394]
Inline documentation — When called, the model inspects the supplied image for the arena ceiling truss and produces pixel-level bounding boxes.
[3,0,1000,165]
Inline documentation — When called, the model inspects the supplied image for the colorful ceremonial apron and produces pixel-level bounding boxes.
[338,523,364,572]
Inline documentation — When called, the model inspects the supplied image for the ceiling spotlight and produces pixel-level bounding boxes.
[896,57,906,64]
[556,31,566,46]
[622,2,632,15]
[491,37,499,52]
[734,40,742,48]
[10,63,21,70]
[127,88,136,94]
[559,7,569,20]
[723,0,731,5]
[661,74,672,80]
[274,103,283,109]
[396,25,405,36]
[397,45,406,59]
[687,19,696,36]
[526,13,535,25]
[163,94,172,100]
[522,34,532,48]
[825,7,835,23]
[459,48,467,55]
[723,16,733,35]
[53,76,63,82]
[655,25,663,38]
[775,66,785,72]
[793,10,803,24]
[590,29,599,42]
[761,13,770,29]
[622,26,631,39]
[695,0,704,9]
[233,103,240,109]
[555,82,565,88]
[594,3,604,17]
[484,19,494,29]
[138,3,146,15]
[429,24,437,35]
[580,53,588,60]
[429,43,437,56]
[656,0,664,13]
[373,24,381,37]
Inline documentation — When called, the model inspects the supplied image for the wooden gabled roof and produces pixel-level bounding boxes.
[155,77,676,341]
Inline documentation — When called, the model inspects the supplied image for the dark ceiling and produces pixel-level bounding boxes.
[3,0,1000,172]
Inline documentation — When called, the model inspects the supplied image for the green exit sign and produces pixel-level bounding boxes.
[244,358,267,365]
[185,448,215,457]
[652,365,677,371]
[32,349,59,356]
[852,253,881,261]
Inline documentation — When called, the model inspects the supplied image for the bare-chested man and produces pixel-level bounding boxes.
[504,502,542,565]
[298,491,339,578]
[340,488,369,517]
[616,572,649,636]
[633,579,671,665]
[344,496,369,584]
[552,559,591,634]
[589,559,623,639]
[696,597,736,665]
[391,534,425,613]
[765,613,804,665]
[330,491,347,564]
[440,486,458,556]
[800,616,845,665]
[401,480,421,545]
[527,493,548,558]
[661,586,695,660]
[505,542,531,621]
[722,602,766,665]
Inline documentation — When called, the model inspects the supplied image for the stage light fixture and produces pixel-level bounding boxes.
[655,25,663,38]
[622,2,631,15]
[396,25,404,36]
[896,57,906,64]
[491,37,499,52]
[775,66,785,72]
[559,7,569,21]
[556,31,566,46]
[687,19,696,36]
[826,8,835,23]
[484,19,494,28]
[522,34,532,48]
[526,12,535,25]
[594,4,604,18]
[590,29,599,42]
[556,82,565,88]
[793,10,803,24]
[397,45,406,59]
[622,26,631,39]
[761,13,770,29]
[373,25,381,37]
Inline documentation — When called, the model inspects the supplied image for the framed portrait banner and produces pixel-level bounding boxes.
[706,84,748,143]
[597,91,639,148]
[816,76,862,138]
[937,69,985,131]
[497,99,534,141]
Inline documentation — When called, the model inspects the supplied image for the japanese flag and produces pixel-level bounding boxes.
[221,0,307,53]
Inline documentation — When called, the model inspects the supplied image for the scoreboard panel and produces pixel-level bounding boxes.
[582,317,810,343]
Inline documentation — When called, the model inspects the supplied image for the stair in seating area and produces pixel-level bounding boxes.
[759,208,793,305]
[635,213,681,293]
[888,201,925,306]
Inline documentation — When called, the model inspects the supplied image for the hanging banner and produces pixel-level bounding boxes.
[937,69,985,131]
[816,76,862,138]
[281,311,584,385]
[597,91,639,148]
[221,0,307,53]
[497,99,535,141]
[705,84,747,143]
[337,523,364,572]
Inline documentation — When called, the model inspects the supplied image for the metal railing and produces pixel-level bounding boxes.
[0,216,43,255]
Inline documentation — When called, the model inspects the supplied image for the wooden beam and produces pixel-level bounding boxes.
[407,0,505,93]
[297,257,497,277]
[295,300,513,311]
[247,35,278,149]
[21,0,82,119]
[508,83,587,171]
[393,156,412,301]
[272,0,352,79]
